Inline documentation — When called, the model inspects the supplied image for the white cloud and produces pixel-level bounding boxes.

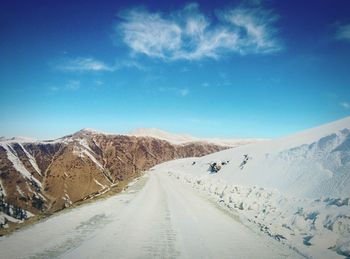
[116,3,281,60]
[66,80,80,91]
[49,86,59,92]
[179,88,189,96]
[119,9,182,59]
[119,60,146,70]
[336,24,350,42]
[158,87,189,97]
[57,57,144,72]
[341,102,350,109]
[220,7,281,54]
[95,80,103,86]
[58,57,113,72]
[47,80,80,92]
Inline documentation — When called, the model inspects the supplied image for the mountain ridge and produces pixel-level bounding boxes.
[1,127,263,147]
[0,129,232,233]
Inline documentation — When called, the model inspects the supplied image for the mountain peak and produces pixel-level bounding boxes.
[79,128,101,134]
[129,128,194,144]
[0,136,37,143]
[73,128,113,136]
[129,128,262,147]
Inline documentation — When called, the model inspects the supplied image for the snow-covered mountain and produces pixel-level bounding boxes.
[161,116,350,198]
[1,118,349,258]
[153,116,350,258]
[129,128,263,147]
[0,129,226,233]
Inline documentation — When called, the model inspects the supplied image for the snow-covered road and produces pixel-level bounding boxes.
[0,171,302,258]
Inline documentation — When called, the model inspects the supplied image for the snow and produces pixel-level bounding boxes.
[0,179,5,197]
[0,136,36,143]
[18,143,42,176]
[76,128,114,136]
[0,208,33,229]
[129,128,264,146]
[78,138,94,153]
[0,173,300,258]
[0,212,22,224]
[129,128,196,143]
[165,170,349,258]
[1,127,261,148]
[93,179,106,189]
[72,139,105,171]
[156,116,350,198]
[83,150,104,170]
[62,188,73,207]
[16,186,25,197]
[151,116,350,258]
[0,143,42,188]
[0,117,348,258]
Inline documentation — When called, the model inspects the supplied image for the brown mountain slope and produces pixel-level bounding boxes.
[0,130,229,230]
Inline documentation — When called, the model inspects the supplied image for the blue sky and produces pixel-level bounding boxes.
[1,0,350,139]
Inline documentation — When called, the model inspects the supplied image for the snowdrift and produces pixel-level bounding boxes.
[153,116,350,258]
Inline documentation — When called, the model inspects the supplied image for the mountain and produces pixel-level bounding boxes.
[158,116,350,198]
[129,128,264,147]
[0,128,236,232]
[153,116,350,258]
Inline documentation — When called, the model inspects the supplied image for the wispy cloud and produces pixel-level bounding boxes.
[158,87,189,97]
[341,102,350,109]
[66,80,80,91]
[57,57,113,72]
[335,23,350,42]
[56,57,144,72]
[219,7,281,54]
[94,80,103,86]
[116,3,281,61]
[48,80,81,92]
[49,86,59,92]
[179,88,189,96]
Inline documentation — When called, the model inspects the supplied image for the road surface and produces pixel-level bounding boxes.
[0,171,302,258]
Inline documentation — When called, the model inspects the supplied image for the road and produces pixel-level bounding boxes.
[0,171,302,258]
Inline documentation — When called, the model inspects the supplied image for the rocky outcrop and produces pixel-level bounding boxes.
[0,129,228,229]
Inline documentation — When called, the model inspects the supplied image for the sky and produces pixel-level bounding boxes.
[1,0,350,140]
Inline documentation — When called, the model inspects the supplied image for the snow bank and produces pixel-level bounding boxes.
[158,117,350,199]
[153,116,350,258]
[166,170,349,258]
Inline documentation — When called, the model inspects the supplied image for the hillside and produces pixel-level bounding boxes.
[0,129,233,232]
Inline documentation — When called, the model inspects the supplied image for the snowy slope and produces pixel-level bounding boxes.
[157,116,350,198]
[129,128,264,147]
[153,116,350,258]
